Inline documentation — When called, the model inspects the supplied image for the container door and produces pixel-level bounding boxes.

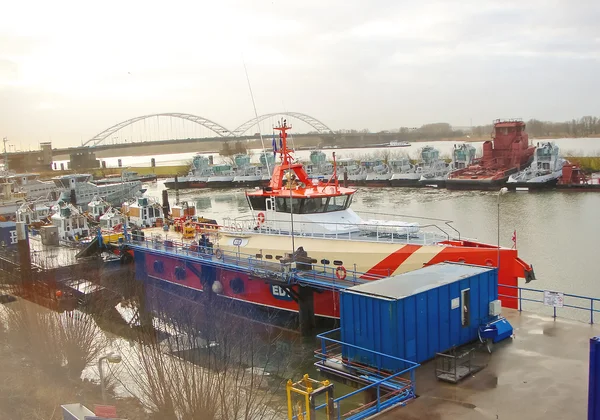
[461,288,471,327]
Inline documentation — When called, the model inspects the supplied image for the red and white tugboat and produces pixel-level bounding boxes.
[138,119,535,317]
[447,119,535,190]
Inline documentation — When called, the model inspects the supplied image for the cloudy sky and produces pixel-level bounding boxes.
[1,0,599,148]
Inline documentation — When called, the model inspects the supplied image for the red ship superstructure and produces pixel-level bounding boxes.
[447,119,535,190]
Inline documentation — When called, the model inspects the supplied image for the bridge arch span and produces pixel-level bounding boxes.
[231,112,334,137]
[84,113,233,147]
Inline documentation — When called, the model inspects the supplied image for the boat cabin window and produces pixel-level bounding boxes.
[274,195,352,214]
[327,195,346,212]
[303,197,327,213]
[248,196,267,211]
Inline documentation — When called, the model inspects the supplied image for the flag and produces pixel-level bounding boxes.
[511,230,517,249]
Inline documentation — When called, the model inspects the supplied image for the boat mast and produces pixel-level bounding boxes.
[274,119,293,166]
[274,119,295,252]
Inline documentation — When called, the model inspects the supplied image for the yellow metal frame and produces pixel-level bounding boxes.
[182,225,196,239]
[286,374,333,420]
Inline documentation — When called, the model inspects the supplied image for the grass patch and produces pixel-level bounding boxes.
[563,156,600,172]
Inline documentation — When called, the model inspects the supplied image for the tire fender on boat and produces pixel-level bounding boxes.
[336,265,347,280]
[215,248,223,260]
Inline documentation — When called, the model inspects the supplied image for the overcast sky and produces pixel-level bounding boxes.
[1,0,599,149]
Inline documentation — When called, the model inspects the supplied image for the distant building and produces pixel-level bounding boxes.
[6,142,53,172]
[69,149,100,170]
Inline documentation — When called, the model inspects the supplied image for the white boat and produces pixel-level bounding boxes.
[99,206,125,230]
[450,143,477,170]
[233,165,264,185]
[0,178,27,217]
[232,154,265,186]
[16,201,52,226]
[94,170,157,185]
[206,164,235,188]
[337,158,367,185]
[9,173,57,200]
[306,151,334,181]
[164,154,212,189]
[53,174,144,208]
[50,202,90,242]
[387,158,415,185]
[390,147,448,187]
[140,119,535,320]
[389,140,410,147]
[124,197,164,228]
[88,196,110,221]
[507,142,566,189]
[365,163,392,185]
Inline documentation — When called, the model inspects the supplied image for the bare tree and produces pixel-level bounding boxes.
[116,298,294,420]
[3,301,108,380]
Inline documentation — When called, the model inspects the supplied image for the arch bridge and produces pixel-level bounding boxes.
[84,112,334,147]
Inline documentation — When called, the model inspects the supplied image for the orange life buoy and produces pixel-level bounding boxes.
[336,266,347,280]
[257,212,266,225]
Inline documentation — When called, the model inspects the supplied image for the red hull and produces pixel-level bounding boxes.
[139,242,531,318]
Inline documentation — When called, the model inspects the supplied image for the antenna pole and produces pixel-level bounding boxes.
[2,137,8,172]
[243,60,270,174]
[332,152,339,191]
[289,149,295,253]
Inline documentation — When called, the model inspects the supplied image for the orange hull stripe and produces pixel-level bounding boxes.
[361,244,421,279]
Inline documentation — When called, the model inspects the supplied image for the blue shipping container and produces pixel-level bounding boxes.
[340,262,498,370]
[0,221,22,248]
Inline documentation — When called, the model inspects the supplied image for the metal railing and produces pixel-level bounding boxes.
[307,328,419,419]
[500,285,600,324]
[127,236,379,291]
[222,216,452,246]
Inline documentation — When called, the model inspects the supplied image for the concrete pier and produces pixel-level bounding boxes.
[373,308,598,420]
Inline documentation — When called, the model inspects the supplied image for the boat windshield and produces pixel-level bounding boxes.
[252,195,353,214]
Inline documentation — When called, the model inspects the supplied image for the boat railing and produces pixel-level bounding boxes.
[129,234,386,289]
[500,285,600,325]
[222,216,449,246]
[309,328,419,419]
[225,211,460,244]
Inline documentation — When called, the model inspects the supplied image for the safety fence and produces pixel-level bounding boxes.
[500,284,600,324]
[289,328,420,420]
